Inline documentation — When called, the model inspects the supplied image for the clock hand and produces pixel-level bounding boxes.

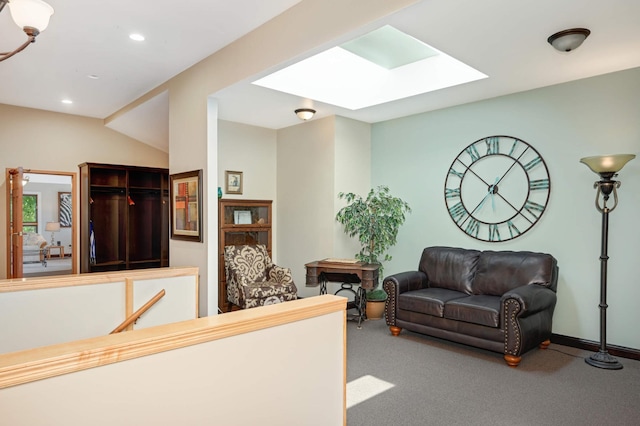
[460,176,500,228]
[495,146,530,186]
[490,177,498,212]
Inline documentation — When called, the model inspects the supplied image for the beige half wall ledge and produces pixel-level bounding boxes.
[0,295,347,425]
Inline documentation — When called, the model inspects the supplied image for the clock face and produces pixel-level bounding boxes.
[444,135,550,242]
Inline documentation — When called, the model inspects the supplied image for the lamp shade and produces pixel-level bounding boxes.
[547,28,590,52]
[8,0,54,32]
[45,221,60,232]
[580,154,636,177]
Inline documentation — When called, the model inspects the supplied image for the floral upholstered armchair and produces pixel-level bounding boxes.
[224,244,298,310]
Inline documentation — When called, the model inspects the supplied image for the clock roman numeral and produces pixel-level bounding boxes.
[448,166,464,178]
[445,188,461,199]
[465,218,480,238]
[448,202,468,224]
[488,224,501,242]
[529,179,549,190]
[524,200,545,218]
[485,137,500,155]
[507,220,521,239]
[508,139,521,157]
[466,145,480,163]
[523,156,542,171]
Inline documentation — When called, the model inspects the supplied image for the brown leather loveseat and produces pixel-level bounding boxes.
[383,246,558,367]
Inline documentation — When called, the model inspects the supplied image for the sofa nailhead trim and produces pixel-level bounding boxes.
[383,280,396,325]
[504,299,521,355]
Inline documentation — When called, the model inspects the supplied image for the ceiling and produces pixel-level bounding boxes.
[2,0,640,152]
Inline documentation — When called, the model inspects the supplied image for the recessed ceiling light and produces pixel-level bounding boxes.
[88,74,100,80]
[129,33,145,42]
[61,99,73,104]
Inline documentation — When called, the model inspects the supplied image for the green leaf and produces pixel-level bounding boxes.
[336,185,411,277]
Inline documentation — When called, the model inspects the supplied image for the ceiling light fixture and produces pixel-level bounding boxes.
[295,108,316,121]
[129,33,145,42]
[0,0,54,62]
[547,28,591,52]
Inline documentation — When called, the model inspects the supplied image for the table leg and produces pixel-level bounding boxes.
[355,286,367,329]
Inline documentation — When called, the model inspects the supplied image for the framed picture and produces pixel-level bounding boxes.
[233,210,252,224]
[225,170,243,195]
[170,170,203,242]
[58,192,72,227]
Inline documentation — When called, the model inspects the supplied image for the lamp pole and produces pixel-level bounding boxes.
[585,178,621,369]
[580,154,635,370]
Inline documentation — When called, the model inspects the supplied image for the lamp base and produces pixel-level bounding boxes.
[585,350,623,370]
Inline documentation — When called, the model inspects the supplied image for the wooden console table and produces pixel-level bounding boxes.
[305,259,380,328]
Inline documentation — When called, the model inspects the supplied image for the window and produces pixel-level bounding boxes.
[23,194,38,233]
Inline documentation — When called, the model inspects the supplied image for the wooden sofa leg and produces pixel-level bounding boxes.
[504,355,521,368]
[539,339,551,350]
[389,326,402,336]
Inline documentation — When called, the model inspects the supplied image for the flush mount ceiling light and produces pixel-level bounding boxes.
[0,0,54,62]
[295,108,316,121]
[547,28,591,52]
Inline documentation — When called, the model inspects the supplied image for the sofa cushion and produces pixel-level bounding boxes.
[472,251,558,296]
[398,288,467,317]
[444,295,501,328]
[419,247,480,295]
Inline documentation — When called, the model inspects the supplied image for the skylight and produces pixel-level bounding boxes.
[252,25,487,110]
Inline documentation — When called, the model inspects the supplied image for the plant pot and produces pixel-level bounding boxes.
[366,299,386,320]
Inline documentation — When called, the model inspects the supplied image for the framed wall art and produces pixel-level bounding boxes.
[58,192,72,227]
[225,170,243,195]
[170,169,203,242]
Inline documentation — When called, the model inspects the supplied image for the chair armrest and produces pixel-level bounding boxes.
[501,284,557,317]
[267,265,293,284]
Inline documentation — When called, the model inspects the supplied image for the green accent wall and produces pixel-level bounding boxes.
[371,67,640,349]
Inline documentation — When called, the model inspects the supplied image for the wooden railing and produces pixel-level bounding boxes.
[110,289,166,334]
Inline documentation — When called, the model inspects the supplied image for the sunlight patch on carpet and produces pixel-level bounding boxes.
[346,375,395,409]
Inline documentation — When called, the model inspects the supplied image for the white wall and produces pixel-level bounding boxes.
[277,117,336,297]
[333,116,372,260]
[0,104,169,279]
[218,120,278,255]
[276,116,372,297]
[371,68,640,349]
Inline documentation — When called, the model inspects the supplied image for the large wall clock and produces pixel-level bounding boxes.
[444,135,550,242]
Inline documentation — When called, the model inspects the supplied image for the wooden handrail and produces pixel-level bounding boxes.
[110,289,166,334]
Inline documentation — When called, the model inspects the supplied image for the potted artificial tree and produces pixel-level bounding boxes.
[335,186,411,320]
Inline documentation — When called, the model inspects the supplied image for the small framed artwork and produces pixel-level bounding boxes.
[170,169,203,242]
[225,170,243,195]
[58,192,72,227]
[233,210,252,224]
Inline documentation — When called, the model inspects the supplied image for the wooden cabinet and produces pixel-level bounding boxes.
[218,199,272,312]
[79,163,169,273]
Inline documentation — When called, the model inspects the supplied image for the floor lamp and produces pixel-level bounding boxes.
[580,154,635,370]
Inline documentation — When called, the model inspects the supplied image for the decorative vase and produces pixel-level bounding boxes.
[218,187,223,198]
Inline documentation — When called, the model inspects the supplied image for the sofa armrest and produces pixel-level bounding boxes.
[383,271,428,326]
[501,284,557,317]
[502,284,557,356]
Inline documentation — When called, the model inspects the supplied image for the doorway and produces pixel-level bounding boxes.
[6,168,77,278]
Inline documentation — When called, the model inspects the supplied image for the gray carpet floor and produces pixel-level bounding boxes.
[346,317,640,426]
